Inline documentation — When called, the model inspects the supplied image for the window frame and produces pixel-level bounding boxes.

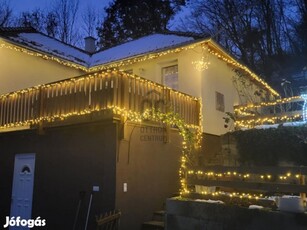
[215,91,225,112]
[161,63,179,90]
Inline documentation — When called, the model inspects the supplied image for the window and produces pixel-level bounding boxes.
[216,91,225,112]
[162,65,178,90]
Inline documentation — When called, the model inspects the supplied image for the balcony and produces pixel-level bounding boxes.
[234,96,306,129]
[0,70,201,131]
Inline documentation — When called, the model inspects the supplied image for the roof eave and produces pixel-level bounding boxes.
[0,37,89,71]
[88,37,211,71]
[205,39,280,97]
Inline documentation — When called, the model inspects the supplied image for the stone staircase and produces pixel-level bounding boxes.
[141,210,165,230]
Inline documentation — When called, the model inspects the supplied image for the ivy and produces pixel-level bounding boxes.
[142,108,201,167]
[232,125,307,166]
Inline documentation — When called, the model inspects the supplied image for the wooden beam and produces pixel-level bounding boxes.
[193,166,307,175]
[188,178,307,193]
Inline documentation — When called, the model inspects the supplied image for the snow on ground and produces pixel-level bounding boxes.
[195,199,224,204]
[248,205,264,209]
[252,121,306,130]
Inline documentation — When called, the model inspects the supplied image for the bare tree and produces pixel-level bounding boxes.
[52,0,80,45]
[18,10,46,32]
[81,4,102,38]
[177,0,298,83]
[295,0,307,54]
[45,12,59,37]
[0,0,12,27]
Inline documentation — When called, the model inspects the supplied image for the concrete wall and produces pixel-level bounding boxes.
[0,119,184,230]
[201,133,222,166]
[0,121,117,230]
[0,40,84,94]
[166,198,307,230]
[116,123,182,230]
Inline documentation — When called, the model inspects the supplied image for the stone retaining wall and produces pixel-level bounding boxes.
[166,197,307,230]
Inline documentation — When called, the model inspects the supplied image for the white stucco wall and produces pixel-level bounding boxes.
[119,47,203,98]
[1,39,272,136]
[119,46,237,135]
[119,47,273,136]
[201,53,238,135]
[0,40,85,94]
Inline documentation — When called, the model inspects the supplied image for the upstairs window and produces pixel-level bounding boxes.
[216,91,225,112]
[162,65,178,90]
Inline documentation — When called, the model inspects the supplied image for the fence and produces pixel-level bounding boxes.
[0,70,200,129]
[234,96,305,128]
[96,210,121,230]
[186,165,307,195]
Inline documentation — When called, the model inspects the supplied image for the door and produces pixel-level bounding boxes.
[10,154,36,228]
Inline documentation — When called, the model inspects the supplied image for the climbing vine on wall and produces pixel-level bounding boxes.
[142,108,202,194]
[115,106,202,194]
[142,109,200,153]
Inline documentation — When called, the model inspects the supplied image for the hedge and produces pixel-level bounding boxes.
[232,125,307,166]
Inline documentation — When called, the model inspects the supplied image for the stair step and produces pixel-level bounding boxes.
[153,210,165,221]
[153,210,165,216]
[142,221,164,230]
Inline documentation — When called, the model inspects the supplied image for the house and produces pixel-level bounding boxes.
[0,27,278,230]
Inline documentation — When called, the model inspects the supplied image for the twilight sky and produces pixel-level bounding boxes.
[8,0,186,30]
[7,0,188,42]
[9,0,111,15]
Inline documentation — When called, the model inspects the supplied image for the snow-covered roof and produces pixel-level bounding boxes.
[0,27,278,95]
[0,27,89,66]
[0,27,202,68]
[90,33,197,67]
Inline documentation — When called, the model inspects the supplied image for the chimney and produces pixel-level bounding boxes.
[84,36,96,53]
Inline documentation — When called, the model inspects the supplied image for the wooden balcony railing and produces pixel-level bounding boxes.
[234,96,306,128]
[0,70,200,130]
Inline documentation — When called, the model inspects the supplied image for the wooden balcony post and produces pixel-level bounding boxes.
[300,174,306,204]
[0,70,200,130]
[37,86,45,134]
[120,74,129,109]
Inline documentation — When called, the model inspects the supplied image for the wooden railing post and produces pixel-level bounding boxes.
[120,74,129,109]
[300,174,306,204]
[37,86,45,134]
[0,71,200,130]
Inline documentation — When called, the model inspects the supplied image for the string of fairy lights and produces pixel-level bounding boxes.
[234,95,307,128]
[195,190,266,201]
[0,43,88,71]
[182,169,306,200]
[0,68,203,195]
[202,42,280,98]
[187,170,302,181]
[235,96,302,111]
[0,37,278,99]
[0,40,200,73]
[0,93,203,195]
[0,70,201,127]
[0,33,290,196]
